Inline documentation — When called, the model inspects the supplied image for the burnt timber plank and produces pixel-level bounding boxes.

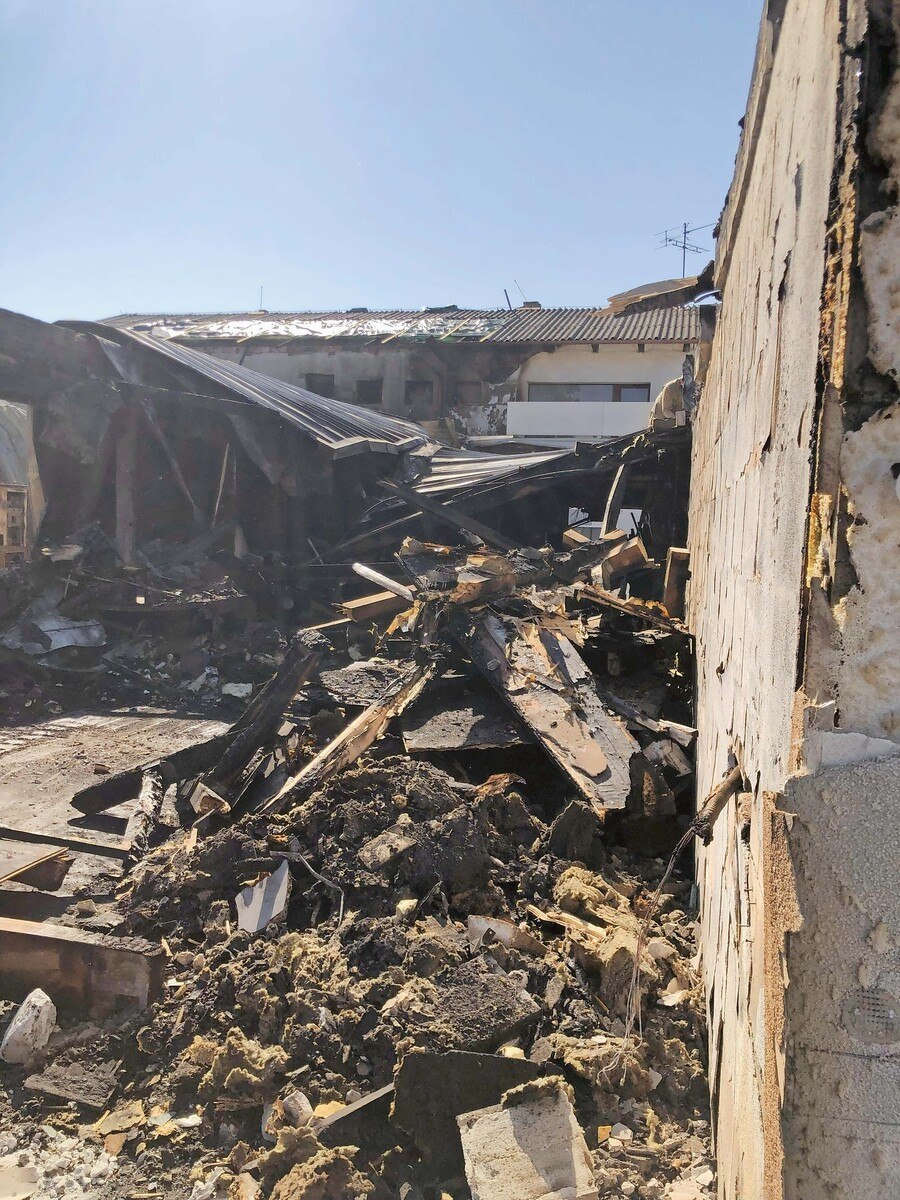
[459,613,637,811]
[258,659,433,816]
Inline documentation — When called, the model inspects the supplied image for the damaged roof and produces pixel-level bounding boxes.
[58,320,577,499]
[102,303,702,346]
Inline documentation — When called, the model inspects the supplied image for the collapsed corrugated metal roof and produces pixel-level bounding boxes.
[60,321,576,496]
[102,304,702,346]
[87,324,430,456]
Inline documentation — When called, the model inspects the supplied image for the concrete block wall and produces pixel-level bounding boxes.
[688,1,900,1196]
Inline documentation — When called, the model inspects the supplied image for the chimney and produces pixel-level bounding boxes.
[522,300,542,309]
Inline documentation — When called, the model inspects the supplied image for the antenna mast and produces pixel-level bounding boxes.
[657,222,713,277]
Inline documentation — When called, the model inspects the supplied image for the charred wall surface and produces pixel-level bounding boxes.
[689,1,900,1197]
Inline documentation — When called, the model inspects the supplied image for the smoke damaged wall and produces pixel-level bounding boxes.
[689,1,900,1197]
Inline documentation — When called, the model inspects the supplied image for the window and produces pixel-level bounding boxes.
[305,372,335,398]
[356,379,383,407]
[527,382,651,404]
[619,384,652,403]
[405,379,435,419]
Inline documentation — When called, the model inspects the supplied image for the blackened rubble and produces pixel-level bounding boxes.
[0,311,712,1200]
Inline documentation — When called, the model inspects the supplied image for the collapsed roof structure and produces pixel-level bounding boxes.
[0,307,691,582]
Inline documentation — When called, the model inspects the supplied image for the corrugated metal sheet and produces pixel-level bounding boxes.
[72,323,430,454]
[102,309,509,343]
[480,305,701,344]
[414,446,573,497]
[103,305,701,346]
[63,322,577,498]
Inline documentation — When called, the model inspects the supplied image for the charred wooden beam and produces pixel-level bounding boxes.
[459,613,638,812]
[258,658,434,816]
[379,479,522,553]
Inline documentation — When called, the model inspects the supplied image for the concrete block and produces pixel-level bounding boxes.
[458,1077,597,1200]
[0,988,56,1064]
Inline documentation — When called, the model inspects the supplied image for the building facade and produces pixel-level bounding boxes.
[106,298,709,446]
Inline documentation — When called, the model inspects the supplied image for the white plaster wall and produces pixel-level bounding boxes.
[198,343,415,414]
[509,343,686,441]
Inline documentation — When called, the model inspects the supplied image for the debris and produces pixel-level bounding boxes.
[0,918,164,1014]
[392,1049,562,1180]
[417,954,542,1050]
[457,1077,597,1200]
[0,989,56,1064]
[0,389,709,1196]
[234,860,291,933]
[0,1163,38,1200]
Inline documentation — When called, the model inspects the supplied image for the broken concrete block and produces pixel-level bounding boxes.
[235,860,291,933]
[282,1090,314,1126]
[24,1055,121,1110]
[0,989,56,1064]
[0,918,164,1015]
[0,1161,38,1200]
[222,682,253,698]
[458,1077,598,1200]
[423,954,541,1050]
[467,915,546,956]
[358,824,417,873]
[547,800,601,863]
[392,1048,563,1180]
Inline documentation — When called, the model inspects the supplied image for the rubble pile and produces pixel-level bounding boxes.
[0,529,715,1200]
[0,526,332,722]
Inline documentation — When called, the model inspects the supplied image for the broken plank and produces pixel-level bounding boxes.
[0,846,72,890]
[379,478,522,553]
[0,918,164,1013]
[340,590,409,622]
[459,613,637,811]
[593,686,696,746]
[122,769,164,859]
[581,583,688,634]
[70,729,236,814]
[0,824,132,861]
[258,659,434,816]
[190,633,323,810]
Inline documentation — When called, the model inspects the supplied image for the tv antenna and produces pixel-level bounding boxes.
[656,221,714,277]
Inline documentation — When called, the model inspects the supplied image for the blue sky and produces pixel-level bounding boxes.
[1,0,761,321]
